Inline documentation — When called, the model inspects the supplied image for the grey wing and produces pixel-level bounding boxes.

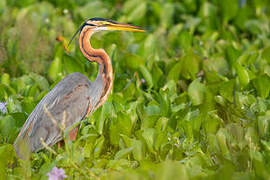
[14,72,93,153]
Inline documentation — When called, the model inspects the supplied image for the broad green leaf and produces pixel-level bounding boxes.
[48,46,63,82]
[168,61,181,81]
[218,0,238,24]
[63,55,84,74]
[1,73,10,85]
[77,1,109,19]
[0,144,16,179]
[179,31,192,51]
[257,113,270,137]
[123,0,143,14]
[0,115,17,143]
[204,110,222,134]
[181,50,202,80]
[124,53,144,70]
[235,63,249,87]
[94,135,104,158]
[262,46,270,64]
[31,74,49,90]
[155,117,169,132]
[156,161,189,180]
[0,0,6,13]
[142,128,156,153]
[143,33,157,58]
[152,63,163,88]
[139,65,153,88]
[253,75,270,98]
[187,79,206,106]
[110,112,133,145]
[160,3,174,29]
[131,139,143,161]
[114,147,133,160]
[216,128,230,157]
[219,80,235,102]
[155,131,167,151]
[127,2,146,22]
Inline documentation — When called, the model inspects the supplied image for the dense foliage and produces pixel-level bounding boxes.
[1,0,270,179]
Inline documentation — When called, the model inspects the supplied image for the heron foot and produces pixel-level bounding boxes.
[57,140,64,150]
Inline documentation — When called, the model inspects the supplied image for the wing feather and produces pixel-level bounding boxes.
[14,72,94,153]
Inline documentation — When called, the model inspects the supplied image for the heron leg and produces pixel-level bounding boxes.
[58,140,64,150]
[85,102,92,117]
[57,127,78,150]
[68,126,78,141]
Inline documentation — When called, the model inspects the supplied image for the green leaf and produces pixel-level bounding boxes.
[0,0,6,13]
[181,50,202,80]
[123,0,142,14]
[94,135,104,158]
[124,53,144,70]
[187,79,206,106]
[179,31,192,51]
[160,3,174,28]
[253,75,270,98]
[0,144,16,178]
[48,45,63,81]
[156,161,189,180]
[216,128,230,157]
[131,139,143,161]
[63,55,84,74]
[168,61,181,81]
[262,46,270,64]
[48,56,62,82]
[1,73,10,86]
[142,128,156,153]
[114,147,133,160]
[143,34,156,58]
[219,80,235,102]
[218,0,238,23]
[0,115,17,143]
[155,117,169,132]
[235,63,250,87]
[96,102,111,134]
[32,74,49,90]
[139,65,153,88]
[77,1,109,19]
[257,114,270,137]
[127,2,146,22]
[152,63,163,88]
[204,110,222,134]
[110,112,133,145]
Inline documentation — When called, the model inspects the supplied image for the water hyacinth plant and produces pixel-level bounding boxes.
[1,0,270,179]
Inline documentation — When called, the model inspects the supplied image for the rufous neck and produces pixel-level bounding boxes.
[79,27,113,109]
[79,27,112,77]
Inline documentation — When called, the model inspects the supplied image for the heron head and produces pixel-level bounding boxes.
[83,17,145,32]
[68,18,144,46]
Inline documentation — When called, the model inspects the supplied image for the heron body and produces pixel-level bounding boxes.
[13,18,144,157]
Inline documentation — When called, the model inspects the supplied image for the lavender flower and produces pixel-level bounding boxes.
[141,78,146,84]
[0,102,7,114]
[47,166,67,180]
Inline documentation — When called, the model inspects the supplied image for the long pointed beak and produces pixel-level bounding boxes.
[106,23,145,32]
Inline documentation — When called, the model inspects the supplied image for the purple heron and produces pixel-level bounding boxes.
[13,18,144,157]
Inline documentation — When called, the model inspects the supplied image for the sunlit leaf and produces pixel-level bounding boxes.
[253,75,270,98]
[187,78,206,105]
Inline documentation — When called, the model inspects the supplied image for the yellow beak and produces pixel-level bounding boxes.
[106,23,145,32]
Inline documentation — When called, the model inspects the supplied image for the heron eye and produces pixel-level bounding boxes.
[99,24,110,27]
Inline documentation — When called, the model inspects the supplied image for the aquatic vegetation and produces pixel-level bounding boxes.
[1,0,270,179]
